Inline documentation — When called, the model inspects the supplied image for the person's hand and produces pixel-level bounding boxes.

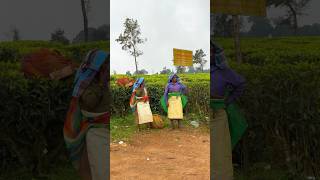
[143,96,149,102]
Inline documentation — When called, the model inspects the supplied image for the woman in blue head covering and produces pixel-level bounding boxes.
[210,40,247,180]
[129,77,153,130]
[64,49,110,180]
[161,73,187,129]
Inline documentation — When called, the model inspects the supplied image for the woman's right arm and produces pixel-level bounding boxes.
[129,91,136,108]
[164,85,169,104]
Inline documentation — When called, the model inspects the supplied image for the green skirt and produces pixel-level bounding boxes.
[161,92,187,113]
[210,99,248,149]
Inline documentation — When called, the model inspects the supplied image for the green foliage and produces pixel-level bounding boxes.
[110,73,210,116]
[0,76,72,175]
[193,49,207,72]
[110,115,137,142]
[215,36,320,65]
[231,62,320,177]
[116,18,146,72]
[50,29,70,45]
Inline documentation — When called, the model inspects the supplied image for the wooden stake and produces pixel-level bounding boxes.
[232,15,242,64]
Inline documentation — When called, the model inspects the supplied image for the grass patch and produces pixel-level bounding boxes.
[110,113,209,142]
[110,114,137,142]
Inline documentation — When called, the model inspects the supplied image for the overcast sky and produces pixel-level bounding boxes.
[1,0,319,42]
[111,0,210,74]
[0,0,109,41]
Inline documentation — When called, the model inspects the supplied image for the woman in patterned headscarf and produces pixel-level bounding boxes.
[129,77,153,130]
[161,73,187,129]
[63,49,110,180]
[210,41,247,180]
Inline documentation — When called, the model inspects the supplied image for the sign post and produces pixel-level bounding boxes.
[173,48,193,67]
[211,0,266,63]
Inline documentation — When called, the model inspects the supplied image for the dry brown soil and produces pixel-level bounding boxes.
[110,128,210,180]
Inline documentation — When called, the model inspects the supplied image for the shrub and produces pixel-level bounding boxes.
[231,62,320,177]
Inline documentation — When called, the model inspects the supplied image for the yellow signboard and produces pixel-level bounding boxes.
[211,0,266,17]
[173,48,193,66]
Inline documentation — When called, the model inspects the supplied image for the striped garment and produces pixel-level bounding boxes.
[63,97,110,168]
[63,49,110,170]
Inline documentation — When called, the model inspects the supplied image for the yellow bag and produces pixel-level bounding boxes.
[137,102,153,124]
[168,96,183,119]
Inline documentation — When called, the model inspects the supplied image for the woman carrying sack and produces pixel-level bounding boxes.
[210,41,247,180]
[129,77,153,130]
[161,73,187,129]
[63,49,110,180]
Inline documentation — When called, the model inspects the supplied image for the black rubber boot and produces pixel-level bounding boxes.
[171,120,175,129]
[178,120,182,128]
[148,122,152,129]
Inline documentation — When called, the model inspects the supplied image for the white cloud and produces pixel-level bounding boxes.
[111,0,210,74]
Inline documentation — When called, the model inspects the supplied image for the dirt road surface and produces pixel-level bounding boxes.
[111,128,210,180]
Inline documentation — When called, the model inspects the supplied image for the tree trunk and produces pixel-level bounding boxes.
[287,4,298,34]
[133,48,138,74]
[232,15,242,64]
[81,0,89,42]
[134,56,138,74]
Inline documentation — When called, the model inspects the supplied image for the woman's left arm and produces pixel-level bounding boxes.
[180,83,187,95]
[143,88,149,102]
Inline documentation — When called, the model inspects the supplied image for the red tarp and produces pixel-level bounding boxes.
[116,77,135,87]
[21,48,78,80]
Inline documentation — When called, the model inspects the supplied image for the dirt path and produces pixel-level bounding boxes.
[110,128,210,180]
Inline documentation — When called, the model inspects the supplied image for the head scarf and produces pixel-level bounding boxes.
[210,41,227,69]
[72,49,109,97]
[132,77,145,93]
[168,73,180,84]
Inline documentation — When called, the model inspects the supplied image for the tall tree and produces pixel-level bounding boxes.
[135,69,148,75]
[72,24,110,43]
[116,18,146,73]
[126,71,132,76]
[50,28,69,45]
[80,0,90,42]
[11,27,20,41]
[212,14,233,37]
[248,17,274,36]
[160,67,172,74]
[187,66,196,73]
[176,66,186,74]
[267,0,311,34]
[272,17,295,36]
[193,49,207,72]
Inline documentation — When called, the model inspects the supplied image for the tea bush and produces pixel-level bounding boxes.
[231,62,320,177]
[215,36,320,65]
[0,40,109,63]
[110,79,209,116]
[0,74,72,175]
